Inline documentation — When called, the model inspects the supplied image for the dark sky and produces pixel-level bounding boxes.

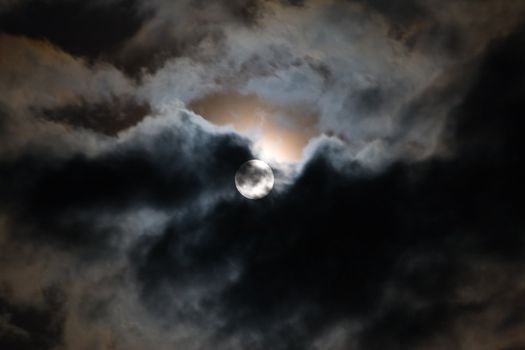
[1,1,525,349]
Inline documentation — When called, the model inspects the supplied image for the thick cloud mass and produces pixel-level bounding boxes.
[1,1,525,350]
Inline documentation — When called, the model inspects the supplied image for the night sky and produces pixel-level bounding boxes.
[1,1,525,349]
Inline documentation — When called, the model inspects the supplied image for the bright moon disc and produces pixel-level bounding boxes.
[235,160,274,199]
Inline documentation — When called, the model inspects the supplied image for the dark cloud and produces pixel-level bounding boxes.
[0,113,252,249]
[39,95,152,136]
[112,0,265,77]
[350,0,428,26]
[357,24,525,348]
[0,291,64,350]
[124,24,525,350]
[0,0,264,77]
[0,0,149,61]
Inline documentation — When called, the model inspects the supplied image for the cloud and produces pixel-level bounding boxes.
[3,0,523,164]
[1,1,525,350]
[130,26,525,350]
[0,0,148,63]
[40,95,152,136]
[0,34,139,158]
[134,0,525,165]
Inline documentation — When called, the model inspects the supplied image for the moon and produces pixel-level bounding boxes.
[235,160,274,199]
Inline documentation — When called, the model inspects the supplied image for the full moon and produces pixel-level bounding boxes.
[235,160,274,199]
